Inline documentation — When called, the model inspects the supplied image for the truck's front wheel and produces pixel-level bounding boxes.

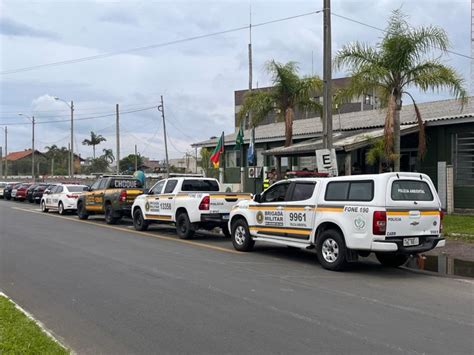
[176,212,195,239]
[231,219,254,252]
[133,208,149,231]
[316,229,347,271]
[375,253,408,268]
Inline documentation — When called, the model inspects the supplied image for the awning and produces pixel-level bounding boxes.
[262,124,418,156]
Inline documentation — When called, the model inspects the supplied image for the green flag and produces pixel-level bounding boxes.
[235,125,244,150]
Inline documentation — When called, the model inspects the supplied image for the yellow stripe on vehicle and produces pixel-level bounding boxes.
[316,207,344,212]
[249,227,311,235]
[210,195,252,199]
[145,214,172,220]
[386,210,440,216]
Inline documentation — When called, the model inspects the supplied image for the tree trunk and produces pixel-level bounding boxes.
[284,108,294,147]
[93,145,96,159]
[393,99,402,172]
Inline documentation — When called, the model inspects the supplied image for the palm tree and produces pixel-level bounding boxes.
[237,60,323,147]
[101,148,115,164]
[335,9,466,171]
[82,131,107,159]
[365,138,387,173]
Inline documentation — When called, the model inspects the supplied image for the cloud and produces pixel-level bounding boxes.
[0,17,58,39]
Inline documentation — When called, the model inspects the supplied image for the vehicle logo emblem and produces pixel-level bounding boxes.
[410,221,419,226]
[145,202,150,211]
[256,211,264,224]
[433,221,437,226]
[354,216,366,230]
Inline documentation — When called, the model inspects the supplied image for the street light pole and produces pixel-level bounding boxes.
[4,126,7,179]
[18,114,35,182]
[55,97,74,178]
[158,96,169,178]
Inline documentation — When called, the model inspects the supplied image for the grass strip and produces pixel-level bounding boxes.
[443,214,474,243]
[0,295,68,354]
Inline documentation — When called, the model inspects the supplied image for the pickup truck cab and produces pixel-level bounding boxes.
[131,177,252,239]
[77,175,144,224]
[229,172,445,271]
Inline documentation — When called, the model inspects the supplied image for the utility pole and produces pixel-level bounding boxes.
[0,146,3,177]
[194,146,198,174]
[32,116,35,181]
[134,144,138,171]
[323,0,333,149]
[249,9,257,193]
[70,101,74,178]
[116,104,120,175]
[4,126,7,179]
[158,96,170,178]
[68,143,71,176]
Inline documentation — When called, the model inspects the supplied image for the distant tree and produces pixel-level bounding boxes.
[82,131,106,159]
[119,154,144,173]
[101,148,115,164]
[365,138,392,173]
[199,148,211,170]
[237,60,323,147]
[335,9,466,171]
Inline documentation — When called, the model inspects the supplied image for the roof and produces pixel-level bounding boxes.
[5,149,44,161]
[193,96,473,148]
[263,125,418,156]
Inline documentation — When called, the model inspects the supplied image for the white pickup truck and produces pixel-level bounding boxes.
[229,172,445,271]
[131,177,252,239]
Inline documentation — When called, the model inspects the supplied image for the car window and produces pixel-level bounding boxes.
[289,182,316,201]
[325,181,374,202]
[325,182,350,201]
[67,185,88,192]
[181,179,219,192]
[347,181,373,201]
[90,180,101,190]
[49,186,59,193]
[164,179,178,194]
[56,186,64,193]
[391,180,434,201]
[151,180,166,194]
[98,179,109,189]
[262,182,290,203]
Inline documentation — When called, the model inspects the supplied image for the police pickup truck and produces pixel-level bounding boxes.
[131,177,252,239]
[229,172,445,271]
[77,175,144,224]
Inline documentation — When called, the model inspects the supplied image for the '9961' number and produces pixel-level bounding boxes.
[289,212,306,222]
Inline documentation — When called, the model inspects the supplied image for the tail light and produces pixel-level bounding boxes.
[373,211,387,235]
[66,194,78,199]
[199,196,210,210]
[119,190,127,202]
[440,210,445,233]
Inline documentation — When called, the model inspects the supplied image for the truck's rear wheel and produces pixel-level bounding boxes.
[375,253,408,268]
[77,201,89,220]
[133,208,149,231]
[316,229,347,271]
[105,204,120,225]
[176,212,195,239]
[231,219,254,252]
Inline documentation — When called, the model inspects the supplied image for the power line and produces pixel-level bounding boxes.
[331,12,473,60]
[0,10,323,75]
[0,106,157,126]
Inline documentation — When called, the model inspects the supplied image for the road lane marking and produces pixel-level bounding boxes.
[11,207,240,255]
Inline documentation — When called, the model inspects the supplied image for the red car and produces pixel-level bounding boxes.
[14,183,32,201]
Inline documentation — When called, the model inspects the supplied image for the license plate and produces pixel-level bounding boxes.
[403,237,419,247]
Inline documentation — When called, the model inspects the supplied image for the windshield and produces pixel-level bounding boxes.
[181,179,219,192]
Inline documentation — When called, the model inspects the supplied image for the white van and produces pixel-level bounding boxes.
[228,172,445,271]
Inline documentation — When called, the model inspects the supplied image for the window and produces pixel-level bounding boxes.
[391,180,433,201]
[90,180,101,191]
[182,179,219,192]
[348,182,373,201]
[98,179,108,189]
[262,182,290,203]
[290,182,316,201]
[325,181,374,201]
[164,179,178,194]
[225,151,237,168]
[56,186,64,193]
[151,180,165,194]
[50,186,59,194]
[453,132,474,186]
[67,185,88,192]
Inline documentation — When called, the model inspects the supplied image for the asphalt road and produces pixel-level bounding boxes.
[1,200,473,355]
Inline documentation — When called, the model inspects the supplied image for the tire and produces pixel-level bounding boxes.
[58,202,66,215]
[41,200,48,213]
[376,253,409,268]
[221,224,231,238]
[316,229,347,271]
[231,218,254,252]
[133,208,149,231]
[77,201,89,220]
[6,196,11,201]
[105,204,120,225]
[176,212,195,239]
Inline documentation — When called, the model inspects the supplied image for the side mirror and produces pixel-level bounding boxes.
[44,191,50,195]
[253,193,262,203]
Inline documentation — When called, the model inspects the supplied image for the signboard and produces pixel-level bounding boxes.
[248,167,262,179]
[316,149,338,176]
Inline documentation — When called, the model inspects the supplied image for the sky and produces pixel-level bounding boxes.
[0,0,472,161]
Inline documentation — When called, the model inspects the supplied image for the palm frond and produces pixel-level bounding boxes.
[404,92,426,159]
[236,90,275,128]
[334,42,381,72]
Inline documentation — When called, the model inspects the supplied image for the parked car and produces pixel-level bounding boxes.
[10,183,24,200]
[229,172,445,271]
[3,183,20,200]
[14,183,32,201]
[26,183,47,203]
[32,184,54,204]
[41,184,89,214]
